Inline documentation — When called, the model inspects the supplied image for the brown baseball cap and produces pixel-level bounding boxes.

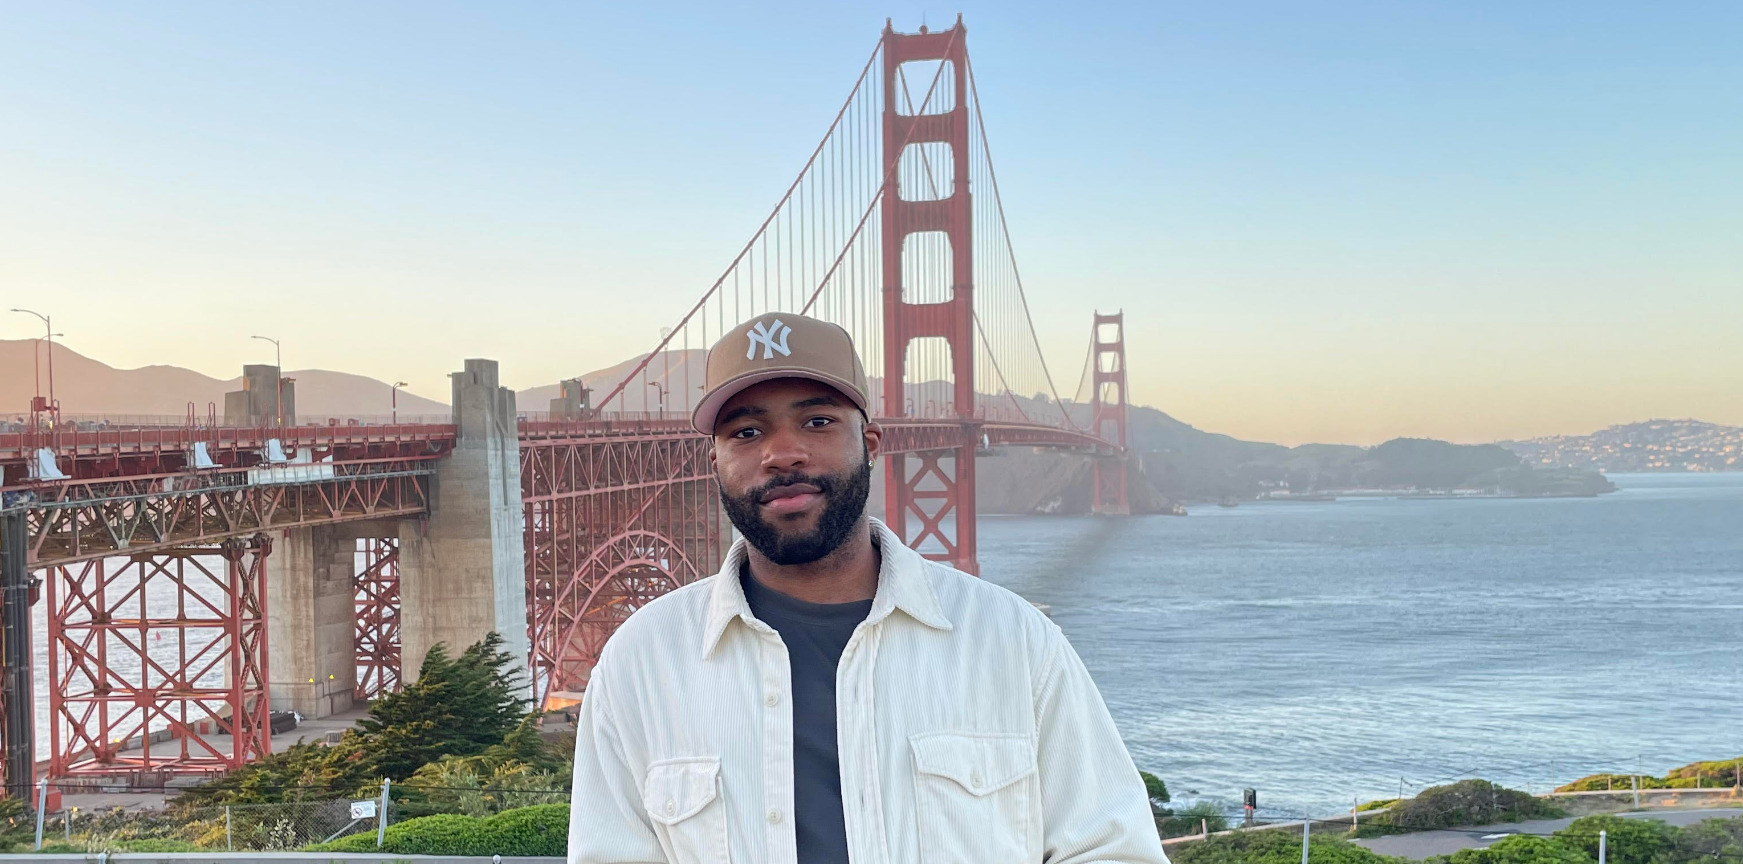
[692,312,870,435]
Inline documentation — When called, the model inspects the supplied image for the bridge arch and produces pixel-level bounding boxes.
[537,529,701,706]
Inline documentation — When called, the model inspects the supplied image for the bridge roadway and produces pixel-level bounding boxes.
[0,359,1114,787]
[2,412,1106,566]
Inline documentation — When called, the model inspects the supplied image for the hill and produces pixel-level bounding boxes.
[1500,419,1742,472]
[0,339,449,421]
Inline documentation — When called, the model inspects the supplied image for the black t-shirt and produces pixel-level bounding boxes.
[740,565,873,864]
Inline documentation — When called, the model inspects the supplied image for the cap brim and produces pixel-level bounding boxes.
[692,368,870,435]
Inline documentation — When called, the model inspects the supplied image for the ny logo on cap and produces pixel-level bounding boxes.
[746,318,793,360]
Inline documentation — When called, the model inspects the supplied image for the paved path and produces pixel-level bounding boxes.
[1356,808,1742,859]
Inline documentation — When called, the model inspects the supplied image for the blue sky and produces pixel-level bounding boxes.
[2,2,1738,444]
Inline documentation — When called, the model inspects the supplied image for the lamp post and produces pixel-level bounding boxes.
[10,309,57,420]
[250,335,283,426]
[647,381,668,416]
[391,381,408,424]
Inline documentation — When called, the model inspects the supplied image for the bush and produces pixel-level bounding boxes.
[1444,835,1591,864]
[111,838,204,852]
[1365,779,1562,833]
[1168,827,1405,864]
[311,803,568,857]
[1556,756,1743,792]
[1669,815,1743,862]
[1159,801,1230,839]
[1554,815,1676,864]
[1141,771,1171,816]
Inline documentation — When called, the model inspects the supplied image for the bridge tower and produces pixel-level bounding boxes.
[1091,311,1131,515]
[880,17,979,574]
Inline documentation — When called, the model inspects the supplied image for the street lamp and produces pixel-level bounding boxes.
[10,309,57,417]
[391,381,408,424]
[647,381,669,416]
[250,335,283,426]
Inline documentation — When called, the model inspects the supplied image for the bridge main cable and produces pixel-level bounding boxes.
[592,39,886,413]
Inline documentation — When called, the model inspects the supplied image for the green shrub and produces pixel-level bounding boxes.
[310,803,568,857]
[1556,773,1665,793]
[1445,835,1591,864]
[1168,827,1405,864]
[1141,771,1171,816]
[1159,801,1230,839]
[1668,815,1743,862]
[111,838,203,852]
[1554,815,1676,864]
[1365,779,1562,833]
[1357,798,1398,812]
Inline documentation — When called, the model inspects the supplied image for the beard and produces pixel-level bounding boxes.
[719,454,872,566]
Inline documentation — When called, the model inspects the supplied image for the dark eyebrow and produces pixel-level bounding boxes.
[793,395,845,410]
[716,404,767,428]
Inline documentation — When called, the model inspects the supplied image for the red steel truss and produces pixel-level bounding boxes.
[521,430,723,707]
[1091,312,1132,515]
[880,19,981,574]
[45,534,272,781]
[15,460,435,567]
[353,538,401,702]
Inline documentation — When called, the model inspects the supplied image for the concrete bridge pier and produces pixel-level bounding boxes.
[398,359,531,697]
[264,524,363,719]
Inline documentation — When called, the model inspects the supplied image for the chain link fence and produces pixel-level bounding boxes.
[50,796,399,853]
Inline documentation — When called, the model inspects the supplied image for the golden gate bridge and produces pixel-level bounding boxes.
[0,16,1132,798]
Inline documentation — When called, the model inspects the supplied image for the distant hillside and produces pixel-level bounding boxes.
[1140,434,1614,501]
[1500,419,1742,472]
[0,339,449,420]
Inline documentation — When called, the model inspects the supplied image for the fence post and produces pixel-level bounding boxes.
[225,805,232,851]
[1200,818,1207,838]
[1632,775,1639,809]
[1599,829,1607,864]
[377,778,391,847]
[33,778,47,850]
[1352,798,1359,831]
[1301,817,1310,864]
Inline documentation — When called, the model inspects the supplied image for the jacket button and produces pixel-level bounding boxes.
[765,692,780,707]
[665,800,676,816]
[767,809,783,824]
[971,771,983,790]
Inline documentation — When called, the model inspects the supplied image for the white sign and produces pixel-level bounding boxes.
[350,800,377,820]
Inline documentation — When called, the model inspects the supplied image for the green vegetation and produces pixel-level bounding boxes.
[1558,756,1743,792]
[310,803,568,857]
[1556,815,1678,864]
[1440,834,1591,864]
[1359,779,1563,835]
[177,632,564,812]
[1420,814,1743,864]
[1168,827,1405,864]
[13,633,571,853]
[1141,770,1232,839]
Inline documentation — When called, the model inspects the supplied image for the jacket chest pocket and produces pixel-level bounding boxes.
[643,757,731,864]
[910,732,1037,864]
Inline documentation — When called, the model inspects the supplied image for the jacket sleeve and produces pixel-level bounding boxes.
[567,668,669,864]
[1034,630,1170,864]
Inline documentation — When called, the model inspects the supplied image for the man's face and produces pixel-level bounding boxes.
[712,378,881,566]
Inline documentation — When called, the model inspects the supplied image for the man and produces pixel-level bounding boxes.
[569,312,1166,864]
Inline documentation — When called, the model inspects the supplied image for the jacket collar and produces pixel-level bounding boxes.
[701,517,953,659]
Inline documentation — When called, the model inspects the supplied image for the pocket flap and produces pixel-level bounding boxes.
[910,732,1036,797]
[643,757,721,825]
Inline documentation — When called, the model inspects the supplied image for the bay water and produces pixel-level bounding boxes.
[979,472,1743,816]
